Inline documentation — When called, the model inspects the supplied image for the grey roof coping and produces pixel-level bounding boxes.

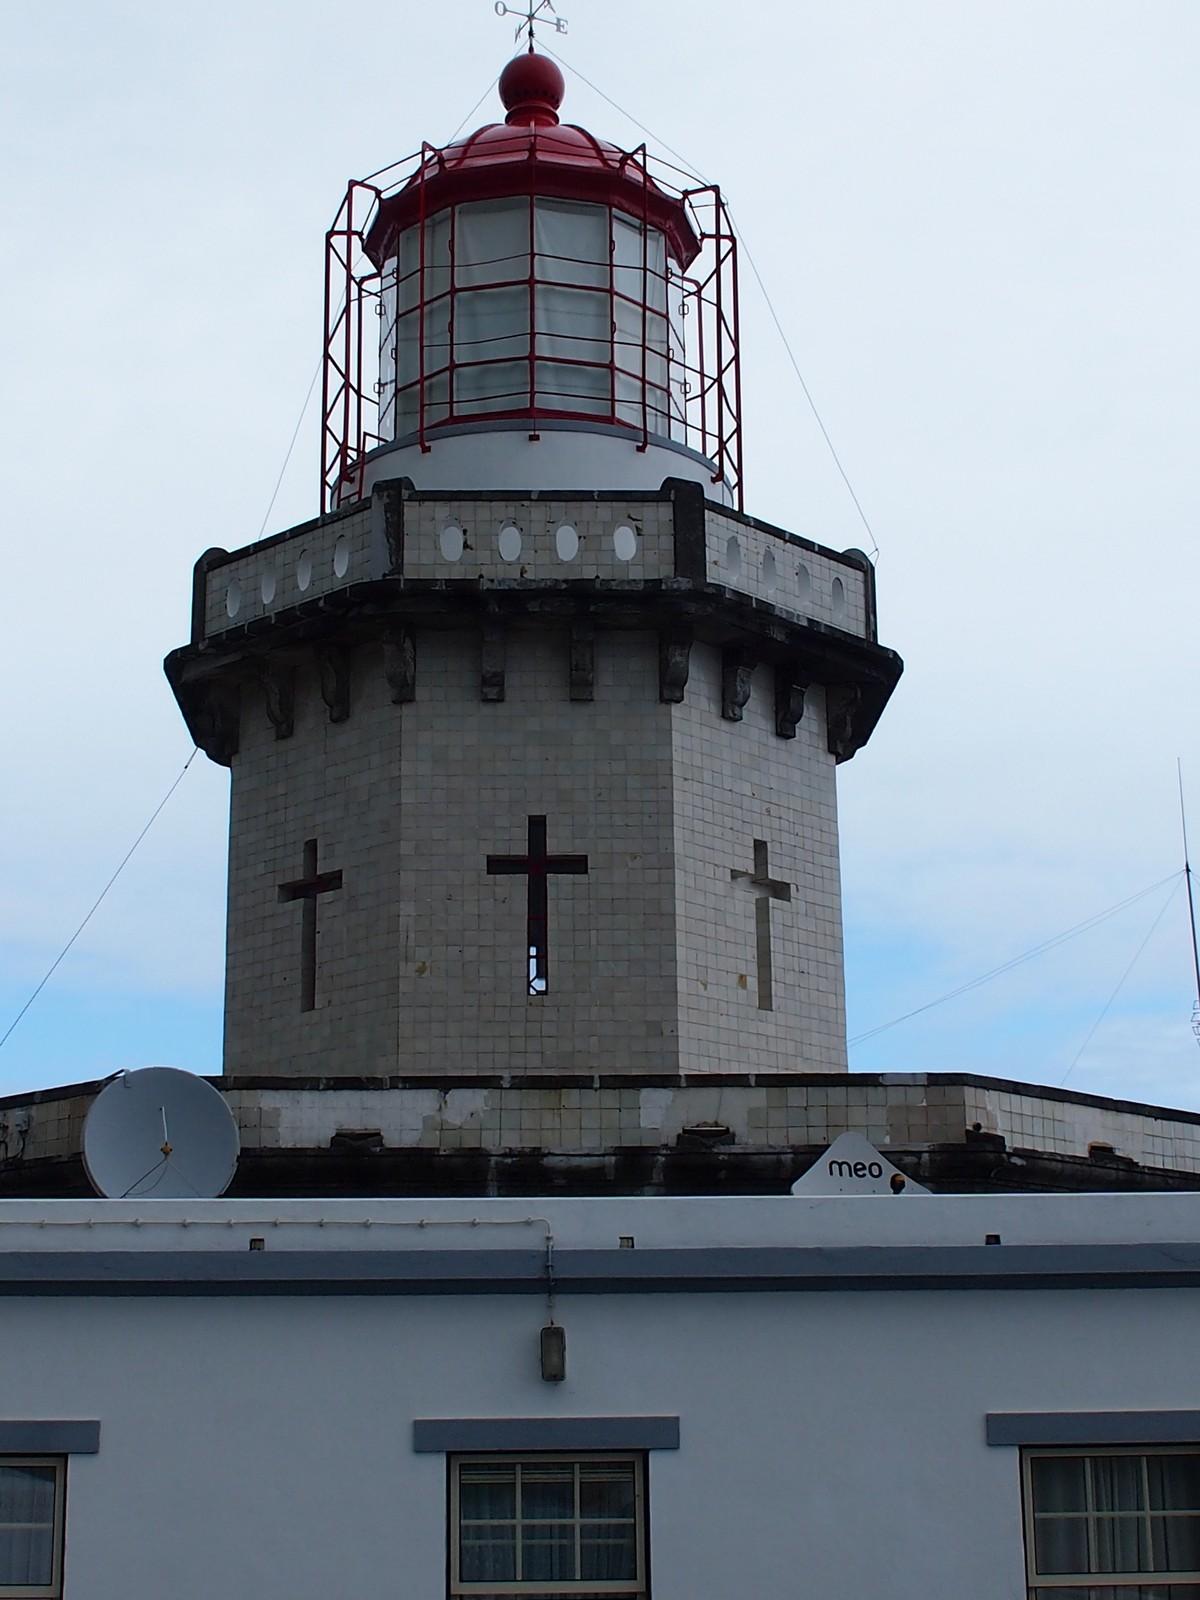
[0,1243,1199,1295]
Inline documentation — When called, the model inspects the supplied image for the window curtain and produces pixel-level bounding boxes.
[531,201,607,414]
[457,1461,639,1589]
[456,199,529,288]
[1031,1453,1200,1589]
[1148,1455,1200,1574]
[377,261,398,439]
[612,214,670,432]
[391,215,451,435]
[0,1464,56,1586]
[450,200,532,416]
[459,1463,518,1583]
[578,1463,638,1582]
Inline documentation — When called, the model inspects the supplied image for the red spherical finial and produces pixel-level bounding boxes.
[499,51,565,127]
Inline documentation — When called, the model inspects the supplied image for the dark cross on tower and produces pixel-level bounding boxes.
[730,839,792,1011]
[278,838,343,1013]
[487,815,588,995]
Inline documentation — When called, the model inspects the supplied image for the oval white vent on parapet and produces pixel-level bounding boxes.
[439,523,464,561]
[613,523,638,561]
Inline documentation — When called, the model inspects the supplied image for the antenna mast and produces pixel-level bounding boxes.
[1179,759,1200,1048]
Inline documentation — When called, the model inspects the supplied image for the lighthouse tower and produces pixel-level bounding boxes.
[165,49,901,1081]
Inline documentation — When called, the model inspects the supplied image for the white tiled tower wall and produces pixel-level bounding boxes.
[223,628,846,1078]
[671,644,844,1074]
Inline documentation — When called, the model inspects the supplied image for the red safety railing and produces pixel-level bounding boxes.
[320,146,743,511]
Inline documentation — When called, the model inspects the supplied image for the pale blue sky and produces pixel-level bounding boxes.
[0,0,1197,1106]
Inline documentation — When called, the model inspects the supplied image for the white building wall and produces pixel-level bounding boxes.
[2,1194,1200,1600]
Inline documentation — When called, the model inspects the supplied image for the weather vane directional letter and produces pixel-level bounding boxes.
[494,0,568,48]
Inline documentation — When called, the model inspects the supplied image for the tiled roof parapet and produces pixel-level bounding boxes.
[3,1073,1200,1197]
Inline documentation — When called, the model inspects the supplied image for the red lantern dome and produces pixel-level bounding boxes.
[362,54,700,270]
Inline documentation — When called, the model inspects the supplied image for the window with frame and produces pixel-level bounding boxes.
[0,1458,64,1598]
[450,1453,646,1599]
[1024,1447,1200,1597]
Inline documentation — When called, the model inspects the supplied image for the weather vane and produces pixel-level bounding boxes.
[494,0,568,49]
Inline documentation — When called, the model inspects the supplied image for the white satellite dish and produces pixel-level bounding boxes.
[83,1068,239,1199]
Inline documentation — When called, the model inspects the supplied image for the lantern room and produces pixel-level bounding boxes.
[322,50,743,508]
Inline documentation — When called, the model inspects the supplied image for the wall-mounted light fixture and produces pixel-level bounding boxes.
[540,1324,566,1383]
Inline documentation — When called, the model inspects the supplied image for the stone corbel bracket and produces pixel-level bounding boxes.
[316,645,351,724]
[569,621,595,703]
[774,668,807,740]
[382,625,416,704]
[481,621,506,703]
[720,647,756,722]
[260,660,296,740]
[659,628,692,704]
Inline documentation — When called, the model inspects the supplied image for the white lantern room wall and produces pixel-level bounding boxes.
[377,196,684,443]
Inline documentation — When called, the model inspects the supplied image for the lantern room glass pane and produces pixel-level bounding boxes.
[613,213,667,315]
[535,198,609,287]
[456,198,530,287]
[535,286,609,363]
[536,362,609,414]
[454,285,530,416]
[397,211,451,306]
[395,299,450,433]
[456,362,527,414]
[534,277,609,412]
[454,288,529,365]
[383,200,678,437]
[614,299,670,432]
